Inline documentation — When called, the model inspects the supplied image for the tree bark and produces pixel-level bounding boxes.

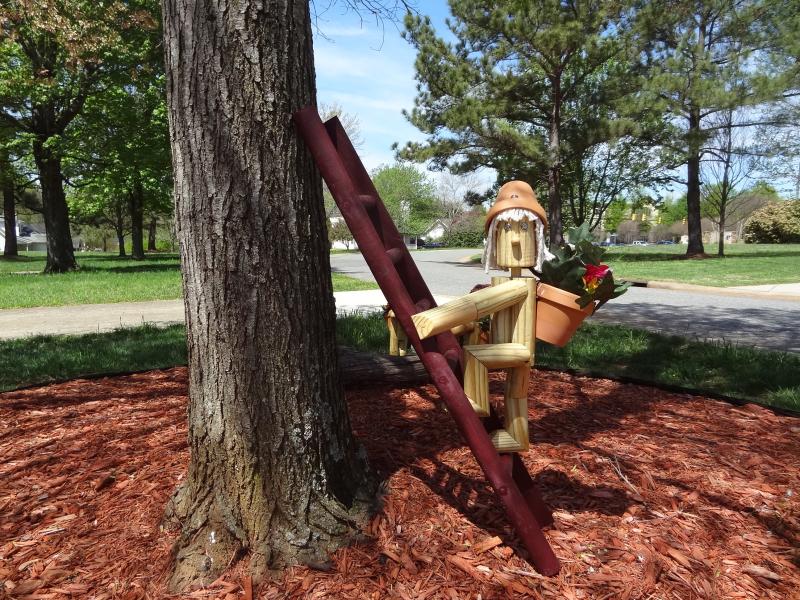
[685,108,705,257]
[161,0,375,590]
[32,141,77,272]
[2,164,17,257]
[147,215,158,251]
[547,76,563,247]
[115,203,127,257]
[129,177,145,259]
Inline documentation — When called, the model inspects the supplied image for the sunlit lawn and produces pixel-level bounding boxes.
[2,317,797,413]
[0,252,375,309]
[603,243,800,287]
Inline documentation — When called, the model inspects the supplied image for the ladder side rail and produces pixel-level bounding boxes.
[321,116,463,367]
[421,351,560,575]
[294,107,560,575]
[293,108,421,330]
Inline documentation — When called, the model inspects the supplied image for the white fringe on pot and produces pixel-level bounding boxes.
[482,209,554,273]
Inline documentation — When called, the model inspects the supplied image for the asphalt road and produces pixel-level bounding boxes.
[330,249,800,353]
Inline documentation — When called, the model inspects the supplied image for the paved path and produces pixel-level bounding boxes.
[331,249,800,354]
[2,249,798,353]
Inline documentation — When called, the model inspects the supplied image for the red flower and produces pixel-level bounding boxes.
[584,264,610,281]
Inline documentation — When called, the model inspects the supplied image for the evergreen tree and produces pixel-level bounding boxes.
[398,0,665,245]
[633,0,800,256]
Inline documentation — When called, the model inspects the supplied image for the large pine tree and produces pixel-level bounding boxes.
[633,0,800,256]
[398,0,645,245]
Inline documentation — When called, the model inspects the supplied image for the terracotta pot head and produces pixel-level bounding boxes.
[483,181,548,271]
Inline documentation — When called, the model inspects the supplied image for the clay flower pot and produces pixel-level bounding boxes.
[535,282,594,347]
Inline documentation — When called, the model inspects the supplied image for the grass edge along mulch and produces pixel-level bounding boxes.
[0,368,798,599]
[0,316,797,414]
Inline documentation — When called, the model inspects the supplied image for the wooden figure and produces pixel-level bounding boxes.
[414,180,549,453]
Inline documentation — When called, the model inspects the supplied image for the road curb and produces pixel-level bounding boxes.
[627,279,800,302]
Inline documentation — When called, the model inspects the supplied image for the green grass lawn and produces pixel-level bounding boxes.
[470,243,800,287]
[2,316,797,413]
[603,243,800,287]
[0,251,375,309]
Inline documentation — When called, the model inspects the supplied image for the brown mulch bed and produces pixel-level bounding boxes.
[1,368,798,599]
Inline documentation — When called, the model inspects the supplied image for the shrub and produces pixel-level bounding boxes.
[439,228,485,248]
[439,210,486,248]
[743,201,800,243]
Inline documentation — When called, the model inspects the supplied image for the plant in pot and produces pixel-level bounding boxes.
[532,222,629,346]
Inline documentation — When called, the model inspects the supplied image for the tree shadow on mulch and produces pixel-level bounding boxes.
[349,375,640,558]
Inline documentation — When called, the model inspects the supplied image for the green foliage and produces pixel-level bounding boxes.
[536,222,630,310]
[602,199,628,233]
[439,228,484,248]
[438,209,485,247]
[327,219,356,249]
[371,163,438,236]
[398,0,671,240]
[743,201,800,243]
[633,0,798,253]
[658,196,688,226]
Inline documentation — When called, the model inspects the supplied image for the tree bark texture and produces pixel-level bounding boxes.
[129,177,145,259]
[148,216,158,251]
[685,111,705,257]
[339,346,428,388]
[547,78,563,247]
[161,0,375,590]
[115,204,127,258]
[2,165,17,257]
[32,141,77,272]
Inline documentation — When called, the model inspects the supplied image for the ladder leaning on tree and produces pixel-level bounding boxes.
[293,107,561,576]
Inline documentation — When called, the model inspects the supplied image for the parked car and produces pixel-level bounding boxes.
[631,240,649,246]
[657,240,676,245]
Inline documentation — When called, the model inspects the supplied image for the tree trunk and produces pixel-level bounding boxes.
[116,231,126,257]
[161,0,375,590]
[685,108,705,257]
[147,215,158,251]
[129,178,145,259]
[547,77,563,247]
[32,141,77,272]
[2,165,17,257]
[115,203,127,257]
[717,204,726,257]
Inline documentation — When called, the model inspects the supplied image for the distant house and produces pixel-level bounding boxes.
[422,218,451,241]
[0,216,48,252]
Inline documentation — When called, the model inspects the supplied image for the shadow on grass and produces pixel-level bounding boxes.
[79,263,180,274]
[607,249,800,262]
[537,319,800,411]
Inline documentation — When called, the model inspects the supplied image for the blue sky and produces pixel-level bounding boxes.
[312,2,456,175]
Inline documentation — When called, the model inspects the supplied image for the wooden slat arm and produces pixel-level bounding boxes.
[412,280,528,340]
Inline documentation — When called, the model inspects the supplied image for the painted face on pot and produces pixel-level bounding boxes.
[494,215,537,269]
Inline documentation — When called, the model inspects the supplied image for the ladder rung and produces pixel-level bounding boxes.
[358,193,377,209]
[386,247,403,264]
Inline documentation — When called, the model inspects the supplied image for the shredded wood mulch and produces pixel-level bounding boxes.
[1,368,798,600]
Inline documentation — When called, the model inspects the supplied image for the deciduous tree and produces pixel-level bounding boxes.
[0,0,160,271]
[633,0,800,256]
[160,0,391,590]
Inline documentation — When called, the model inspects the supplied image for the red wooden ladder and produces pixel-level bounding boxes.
[294,107,560,575]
